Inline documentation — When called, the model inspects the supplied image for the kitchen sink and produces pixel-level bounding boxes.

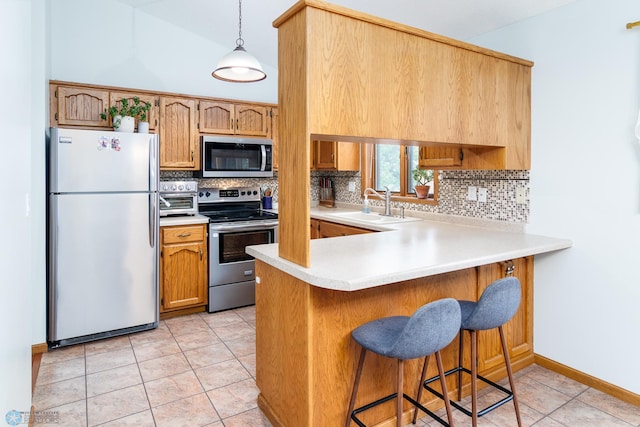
[327,211,422,224]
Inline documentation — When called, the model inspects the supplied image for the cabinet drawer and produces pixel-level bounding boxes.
[162,225,205,244]
[319,221,371,238]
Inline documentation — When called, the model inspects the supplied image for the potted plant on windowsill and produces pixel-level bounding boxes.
[412,168,434,199]
[100,97,151,133]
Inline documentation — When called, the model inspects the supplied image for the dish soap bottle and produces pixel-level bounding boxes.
[362,195,371,213]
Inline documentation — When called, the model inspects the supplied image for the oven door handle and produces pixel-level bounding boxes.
[209,221,279,233]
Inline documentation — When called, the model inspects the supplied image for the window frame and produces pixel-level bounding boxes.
[360,143,438,205]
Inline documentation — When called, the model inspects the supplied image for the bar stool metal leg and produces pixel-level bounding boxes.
[346,347,367,427]
[397,360,404,427]
[412,352,454,427]
[499,325,522,427]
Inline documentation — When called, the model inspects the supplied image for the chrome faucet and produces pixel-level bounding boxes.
[364,186,392,216]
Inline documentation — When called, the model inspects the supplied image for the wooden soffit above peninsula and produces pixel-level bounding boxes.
[273,0,533,267]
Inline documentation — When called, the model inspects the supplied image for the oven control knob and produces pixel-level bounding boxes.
[171,184,177,191]
[162,184,168,191]
[178,184,184,191]
[206,191,211,197]
[199,192,204,197]
[241,191,246,196]
[186,184,192,191]
[253,190,258,195]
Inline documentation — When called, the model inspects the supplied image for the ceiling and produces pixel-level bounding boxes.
[118,0,578,70]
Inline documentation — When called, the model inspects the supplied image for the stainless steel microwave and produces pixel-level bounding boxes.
[198,136,273,178]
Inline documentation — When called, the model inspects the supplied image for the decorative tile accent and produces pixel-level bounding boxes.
[163,169,529,224]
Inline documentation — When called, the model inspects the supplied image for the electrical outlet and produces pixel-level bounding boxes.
[348,181,356,192]
[478,188,488,203]
[467,186,477,201]
[516,187,526,204]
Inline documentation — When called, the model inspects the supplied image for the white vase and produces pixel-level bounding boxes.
[137,121,149,134]
[119,116,135,133]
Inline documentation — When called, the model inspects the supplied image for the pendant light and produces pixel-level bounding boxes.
[212,0,266,83]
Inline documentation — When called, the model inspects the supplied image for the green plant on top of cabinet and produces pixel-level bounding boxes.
[109,92,158,132]
[199,101,269,137]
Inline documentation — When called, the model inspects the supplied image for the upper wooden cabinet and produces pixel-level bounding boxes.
[159,96,199,170]
[269,107,279,171]
[274,1,532,171]
[314,140,360,171]
[199,101,269,137]
[49,81,276,171]
[419,146,463,168]
[110,91,159,132]
[52,86,109,127]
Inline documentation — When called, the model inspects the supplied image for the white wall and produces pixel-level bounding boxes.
[49,0,277,104]
[0,0,44,416]
[472,0,640,393]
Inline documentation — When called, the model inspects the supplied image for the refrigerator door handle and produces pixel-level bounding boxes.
[149,194,156,248]
[149,136,157,192]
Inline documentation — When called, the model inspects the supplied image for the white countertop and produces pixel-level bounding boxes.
[246,207,572,292]
[160,214,209,227]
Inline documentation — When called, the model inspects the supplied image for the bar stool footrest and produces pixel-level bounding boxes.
[423,366,514,418]
[351,392,451,427]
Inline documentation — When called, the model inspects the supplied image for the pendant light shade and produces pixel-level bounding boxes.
[212,0,266,83]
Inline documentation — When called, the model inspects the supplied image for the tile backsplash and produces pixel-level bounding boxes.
[161,169,529,223]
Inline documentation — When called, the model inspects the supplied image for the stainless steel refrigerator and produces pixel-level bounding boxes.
[48,127,159,347]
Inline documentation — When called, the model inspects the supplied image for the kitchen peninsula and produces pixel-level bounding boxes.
[252,1,570,426]
[247,210,571,426]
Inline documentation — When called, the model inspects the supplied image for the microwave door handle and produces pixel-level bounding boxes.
[261,145,266,171]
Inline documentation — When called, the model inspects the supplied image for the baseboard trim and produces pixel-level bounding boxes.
[534,354,640,407]
[32,343,47,356]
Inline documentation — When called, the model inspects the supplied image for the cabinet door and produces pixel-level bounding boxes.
[56,86,109,127]
[318,220,371,238]
[160,225,207,312]
[199,101,234,134]
[270,107,279,171]
[110,91,159,131]
[161,241,207,311]
[419,146,463,168]
[315,141,337,170]
[310,218,320,239]
[159,97,199,169]
[235,104,269,137]
[476,257,533,373]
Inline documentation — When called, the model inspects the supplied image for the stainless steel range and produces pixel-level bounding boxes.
[198,186,278,312]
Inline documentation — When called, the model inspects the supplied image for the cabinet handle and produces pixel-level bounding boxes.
[502,260,515,277]
[191,150,194,161]
[177,232,191,238]
[236,118,239,129]
[199,248,203,260]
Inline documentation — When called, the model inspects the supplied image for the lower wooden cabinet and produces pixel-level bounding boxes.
[160,224,208,313]
[310,219,372,239]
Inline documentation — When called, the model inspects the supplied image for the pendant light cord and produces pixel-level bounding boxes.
[236,0,244,47]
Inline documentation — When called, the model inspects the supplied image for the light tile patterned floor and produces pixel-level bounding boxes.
[33,306,640,426]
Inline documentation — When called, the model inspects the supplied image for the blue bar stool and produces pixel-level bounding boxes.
[345,298,461,427]
[416,277,523,427]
